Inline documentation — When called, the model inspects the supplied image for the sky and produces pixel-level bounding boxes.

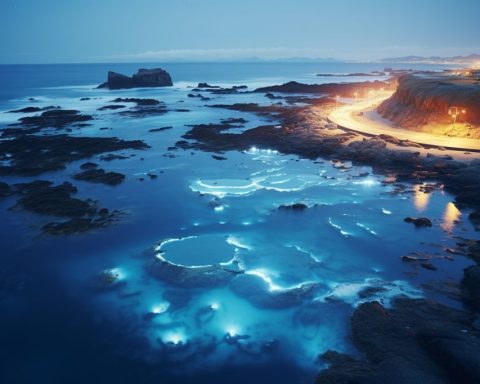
[0,0,479,64]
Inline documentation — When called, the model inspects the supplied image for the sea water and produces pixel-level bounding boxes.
[0,62,473,384]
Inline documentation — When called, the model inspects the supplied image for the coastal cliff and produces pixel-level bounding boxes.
[378,74,480,136]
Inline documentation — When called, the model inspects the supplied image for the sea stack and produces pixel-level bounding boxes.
[98,68,173,90]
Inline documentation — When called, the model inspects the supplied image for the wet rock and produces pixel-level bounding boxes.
[211,155,227,161]
[111,97,160,106]
[79,162,99,170]
[278,203,308,211]
[0,134,148,176]
[255,80,387,96]
[148,259,236,288]
[421,262,438,271]
[42,215,118,235]
[188,93,211,101]
[8,106,59,113]
[97,104,126,111]
[0,182,13,199]
[461,265,480,310]
[357,286,388,299]
[5,180,119,234]
[316,298,477,384]
[404,217,433,227]
[73,169,126,186]
[401,254,430,263]
[220,117,247,125]
[13,181,93,217]
[11,109,93,129]
[98,68,173,89]
[149,126,172,132]
[100,153,130,161]
[469,209,480,230]
[197,83,220,89]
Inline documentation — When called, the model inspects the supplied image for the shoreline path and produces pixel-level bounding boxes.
[328,92,480,152]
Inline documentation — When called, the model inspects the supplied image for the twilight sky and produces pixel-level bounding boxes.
[1,0,479,64]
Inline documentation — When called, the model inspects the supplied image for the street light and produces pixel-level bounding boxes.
[354,91,359,101]
[448,107,466,129]
[335,95,340,108]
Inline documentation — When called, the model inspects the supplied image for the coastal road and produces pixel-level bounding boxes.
[328,93,480,152]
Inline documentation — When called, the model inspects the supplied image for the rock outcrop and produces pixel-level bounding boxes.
[377,74,480,132]
[316,298,480,384]
[255,80,387,96]
[98,68,173,89]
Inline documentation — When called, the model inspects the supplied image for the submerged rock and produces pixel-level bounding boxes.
[278,203,308,211]
[98,68,173,89]
[404,216,433,227]
[73,169,126,186]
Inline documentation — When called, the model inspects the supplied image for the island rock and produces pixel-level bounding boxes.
[98,68,173,89]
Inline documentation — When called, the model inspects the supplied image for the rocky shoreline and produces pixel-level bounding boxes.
[1,70,479,382]
[169,79,480,382]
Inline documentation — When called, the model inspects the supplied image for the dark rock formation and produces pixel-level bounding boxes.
[0,134,148,176]
[80,162,98,170]
[378,74,480,129]
[278,203,308,211]
[98,68,173,89]
[10,109,93,129]
[0,182,13,198]
[404,216,433,227]
[255,80,388,96]
[197,82,220,88]
[8,106,59,113]
[97,104,126,111]
[7,180,119,235]
[149,126,172,132]
[73,169,125,186]
[111,98,160,106]
[109,97,168,117]
[462,265,480,310]
[13,181,92,217]
[316,298,480,384]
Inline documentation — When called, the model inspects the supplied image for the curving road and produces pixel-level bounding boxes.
[328,93,480,152]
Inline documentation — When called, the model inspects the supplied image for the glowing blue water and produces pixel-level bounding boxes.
[0,62,473,384]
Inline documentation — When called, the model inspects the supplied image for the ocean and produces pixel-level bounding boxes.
[0,62,472,384]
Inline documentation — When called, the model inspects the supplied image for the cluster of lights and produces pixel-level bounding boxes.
[448,106,467,128]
